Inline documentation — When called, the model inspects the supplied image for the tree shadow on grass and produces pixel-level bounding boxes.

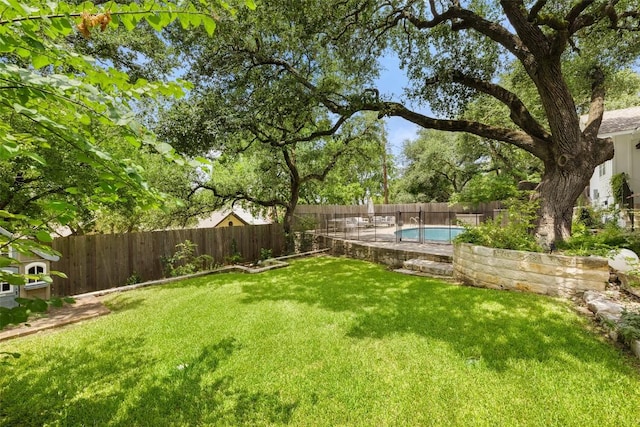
[102,293,146,313]
[123,337,297,425]
[0,336,297,426]
[0,335,150,426]
[241,257,638,373]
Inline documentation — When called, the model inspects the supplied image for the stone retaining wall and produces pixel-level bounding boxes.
[314,235,451,268]
[453,243,608,297]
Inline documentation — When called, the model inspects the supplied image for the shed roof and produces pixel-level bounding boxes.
[195,208,270,229]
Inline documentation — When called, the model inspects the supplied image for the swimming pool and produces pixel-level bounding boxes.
[395,226,464,242]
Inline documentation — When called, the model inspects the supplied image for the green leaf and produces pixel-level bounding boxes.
[25,152,46,165]
[203,17,216,36]
[42,200,76,213]
[4,274,25,286]
[0,256,15,267]
[145,13,164,31]
[31,54,52,69]
[245,0,257,10]
[50,270,68,279]
[154,142,174,155]
[35,230,52,243]
[25,298,48,313]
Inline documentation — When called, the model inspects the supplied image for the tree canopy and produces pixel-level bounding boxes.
[157,9,391,234]
[206,0,639,244]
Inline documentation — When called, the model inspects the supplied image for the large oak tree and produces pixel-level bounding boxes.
[220,0,639,245]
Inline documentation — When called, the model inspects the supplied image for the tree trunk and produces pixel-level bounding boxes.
[535,168,590,246]
[283,206,294,235]
[283,204,296,254]
[535,136,613,246]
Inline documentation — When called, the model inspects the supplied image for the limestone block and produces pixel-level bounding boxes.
[597,311,622,324]
[586,298,624,318]
[583,290,602,303]
[470,245,494,257]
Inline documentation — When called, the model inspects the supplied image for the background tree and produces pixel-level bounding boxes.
[158,14,391,234]
[393,130,483,202]
[300,124,392,205]
[160,92,385,234]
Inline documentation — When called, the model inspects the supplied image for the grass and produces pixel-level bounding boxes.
[1,256,640,426]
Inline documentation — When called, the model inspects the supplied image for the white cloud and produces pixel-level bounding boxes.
[385,118,419,156]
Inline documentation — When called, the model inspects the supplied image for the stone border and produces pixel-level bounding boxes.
[583,290,640,360]
[73,249,329,300]
[453,243,609,297]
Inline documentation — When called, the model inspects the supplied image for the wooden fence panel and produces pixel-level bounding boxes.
[50,224,285,297]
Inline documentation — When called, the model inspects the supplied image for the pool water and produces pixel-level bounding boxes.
[395,226,464,242]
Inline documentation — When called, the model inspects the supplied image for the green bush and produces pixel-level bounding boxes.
[161,240,215,277]
[125,272,142,286]
[259,248,273,261]
[558,216,640,257]
[455,197,542,252]
[619,310,640,345]
[224,238,243,265]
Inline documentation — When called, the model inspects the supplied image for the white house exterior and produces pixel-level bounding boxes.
[587,106,640,208]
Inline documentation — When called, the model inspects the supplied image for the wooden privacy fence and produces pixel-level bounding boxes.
[50,224,285,297]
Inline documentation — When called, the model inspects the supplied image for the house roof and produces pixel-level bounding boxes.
[0,226,60,262]
[595,106,640,136]
[195,208,271,228]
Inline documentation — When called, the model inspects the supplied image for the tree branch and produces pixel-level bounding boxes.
[369,101,550,161]
[189,183,287,209]
[499,0,551,57]
[582,66,606,141]
[527,1,548,22]
[449,70,551,141]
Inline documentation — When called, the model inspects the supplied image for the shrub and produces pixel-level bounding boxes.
[259,248,273,261]
[224,238,243,265]
[619,310,640,346]
[161,240,215,277]
[455,197,542,252]
[558,215,640,257]
[125,272,142,286]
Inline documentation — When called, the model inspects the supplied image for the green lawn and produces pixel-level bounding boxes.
[1,256,639,426]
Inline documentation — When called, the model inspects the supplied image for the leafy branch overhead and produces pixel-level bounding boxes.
[0,0,255,324]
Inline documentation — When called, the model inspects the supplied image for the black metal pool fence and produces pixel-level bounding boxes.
[297,209,492,243]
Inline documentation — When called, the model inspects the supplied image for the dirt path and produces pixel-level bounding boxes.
[0,296,110,342]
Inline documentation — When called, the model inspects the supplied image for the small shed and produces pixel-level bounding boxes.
[0,227,60,309]
[194,208,271,229]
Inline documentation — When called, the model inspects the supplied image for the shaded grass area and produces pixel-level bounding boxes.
[1,256,639,426]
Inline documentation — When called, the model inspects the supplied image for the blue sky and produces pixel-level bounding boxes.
[374,55,430,160]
